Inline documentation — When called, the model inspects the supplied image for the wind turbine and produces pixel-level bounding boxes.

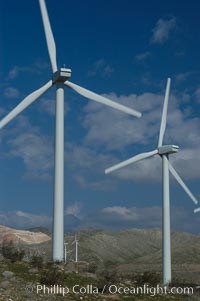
[64,242,72,264]
[105,78,198,286]
[72,233,79,263]
[0,0,142,262]
[64,242,68,264]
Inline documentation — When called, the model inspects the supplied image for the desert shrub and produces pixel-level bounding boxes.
[97,260,118,292]
[1,242,25,263]
[135,271,161,286]
[102,260,117,282]
[100,268,117,283]
[39,265,65,285]
[88,262,97,273]
[30,255,43,269]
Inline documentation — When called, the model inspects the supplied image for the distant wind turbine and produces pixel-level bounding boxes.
[0,0,142,262]
[64,242,72,264]
[105,78,198,285]
[72,233,79,263]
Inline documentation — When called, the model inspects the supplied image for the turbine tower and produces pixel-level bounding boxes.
[64,242,72,264]
[0,0,142,262]
[72,233,79,263]
[64,242,68,264]
[105,78,198,286]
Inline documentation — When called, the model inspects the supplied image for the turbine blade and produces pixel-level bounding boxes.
[158,78,171,147]
[194,208,200,213]
[168,161,198,205]
[105,149,158,174]
[0,80,52,129]
[64,81,142,118]
[39,0,57,72]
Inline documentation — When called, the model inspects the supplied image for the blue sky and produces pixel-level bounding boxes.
[0,0,200,232]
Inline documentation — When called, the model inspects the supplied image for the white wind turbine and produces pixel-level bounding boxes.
[72,233,79,263]
[64,242,72,264]
[105,78,198,286]
[0,0,142,262]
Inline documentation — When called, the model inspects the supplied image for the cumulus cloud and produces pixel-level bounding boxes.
[0,208,82,230]
[1,80,199,187]
[175,72,192,84]
[65,202,81,217]
[151,17,176,44]
[0,205,198,233]
[2,116,54,180]
[0,210,52,229]
[8,132,54,180]
[88,59,114,78]
[65,143,116,190]
[74,174,116,191]
[135,51,151,62]
[7,60,49,80]
[38,97,70,116]
[82,89,200,183]
[65,143,113,170]
[83,92,163,150]
[85,206,199,233]
[103,206,139,220]
[4,87,20,99]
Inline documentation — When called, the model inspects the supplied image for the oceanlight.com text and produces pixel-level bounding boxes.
[34,283,194,297]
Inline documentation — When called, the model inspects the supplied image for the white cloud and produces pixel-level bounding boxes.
[65,143,116,190]
[0,208,82,230]
[85,206,199,233]
[8,132,54,180]
[88,59,114,78]
[0,205,198,233]
[175,72,190,83]
[7,60,49,80]
[135,51,151,62]
[3,116,54,180]
[1,78,199,188]
[65,202,81,217]
[151,17,176,44]
[82,89,200,183]
[74,174,116,191]
[0,210,52,229]
[38,97,70,116]
[4,87,20,98]
[65,143,113,170]
[83,91,168,150]
[7,66,21,80]
[102,206,139,220]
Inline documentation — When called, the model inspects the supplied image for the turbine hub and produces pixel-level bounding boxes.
[53,68,72,83]
[158,145,179,155]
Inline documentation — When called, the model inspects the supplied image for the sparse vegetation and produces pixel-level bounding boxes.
[1,242,25,263]
[0,258,197,301]
[135,271,161,286]
[30,254,44,269]
[0,228,200,300]
[88,261,97,273]
[39,264,65,285]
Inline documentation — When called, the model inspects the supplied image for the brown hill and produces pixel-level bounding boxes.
[0,225,50,245]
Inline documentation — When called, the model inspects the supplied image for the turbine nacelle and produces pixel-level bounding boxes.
[53,68,72,83]
[158,145,179,155]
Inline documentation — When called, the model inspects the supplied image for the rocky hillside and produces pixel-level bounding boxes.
[1,226,200,265]
[74,228,200,265]
[0,226,50,245]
